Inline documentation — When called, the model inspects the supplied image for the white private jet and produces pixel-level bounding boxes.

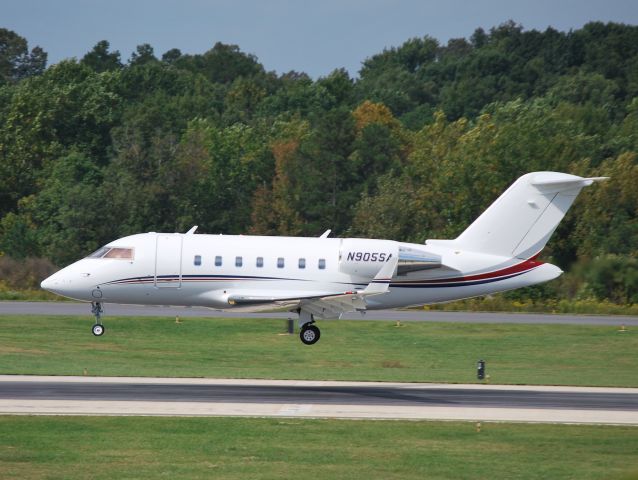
[41,171,606,345]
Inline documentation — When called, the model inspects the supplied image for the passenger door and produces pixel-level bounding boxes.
[154,234,182,287]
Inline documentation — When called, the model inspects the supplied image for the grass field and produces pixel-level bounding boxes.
[0,315,636,386]
[0,416,637,480]
[2,316,637,479]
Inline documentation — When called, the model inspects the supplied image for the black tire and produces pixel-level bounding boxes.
[92,324,105,336]
[300,324,320,345]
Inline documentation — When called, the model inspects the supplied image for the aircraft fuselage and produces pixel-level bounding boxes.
[41,232,561,310]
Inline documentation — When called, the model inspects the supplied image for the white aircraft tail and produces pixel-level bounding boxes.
[428,172,607,259]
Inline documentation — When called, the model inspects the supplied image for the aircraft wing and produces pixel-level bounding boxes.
[226,290,344,307]
[226,253,399,318]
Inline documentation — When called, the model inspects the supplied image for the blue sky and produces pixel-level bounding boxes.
[4,0,638,78]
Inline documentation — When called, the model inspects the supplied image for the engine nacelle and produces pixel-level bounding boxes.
[396,244,442,275]
[338,238,398,278]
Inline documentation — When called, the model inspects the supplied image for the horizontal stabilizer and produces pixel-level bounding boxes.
[531,174,608,191]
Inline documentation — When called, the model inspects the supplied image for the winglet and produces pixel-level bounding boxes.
[185,226,198,235]
[360,254,398,296]
[319,229,331,239]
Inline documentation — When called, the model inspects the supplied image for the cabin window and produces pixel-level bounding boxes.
[318,258,326,270]
[215,256,222,267]
[194,255,202,266]
[235,256,243,267]
[298,258,306,269]
[277,257,285,268]
[256,257,264,268]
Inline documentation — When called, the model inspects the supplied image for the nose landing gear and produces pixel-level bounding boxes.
[91,302,105,336]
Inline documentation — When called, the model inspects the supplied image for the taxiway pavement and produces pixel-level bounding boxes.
[2,301,637,326]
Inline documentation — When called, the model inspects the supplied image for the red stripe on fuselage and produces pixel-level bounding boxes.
[393,255,544,285]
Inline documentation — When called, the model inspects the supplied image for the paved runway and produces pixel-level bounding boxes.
[2,380,637,410]
[2,376,637,424]
[2,301,637,325]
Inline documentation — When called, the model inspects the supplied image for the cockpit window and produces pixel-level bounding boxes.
[86,246,134,260]
[104,248,134,259]
[87,247,111,258]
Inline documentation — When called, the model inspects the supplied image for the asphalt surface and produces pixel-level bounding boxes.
[2,380,637,411]
[2,301,637,325]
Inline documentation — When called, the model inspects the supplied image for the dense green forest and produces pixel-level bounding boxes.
[0,21,637,305]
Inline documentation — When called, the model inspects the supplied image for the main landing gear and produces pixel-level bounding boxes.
[300,324,320,345]
[91,302,105,336]
[298,310,320,345]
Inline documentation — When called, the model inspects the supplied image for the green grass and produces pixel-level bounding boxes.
[425,297,638,315]
[0,288,66,301]
[1,315,637,386]
[0,416,637,480]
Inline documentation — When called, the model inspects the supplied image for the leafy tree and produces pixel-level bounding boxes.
[27,152,109,264]
[350,175,419,240]
[129,43,157,66]
[349,101,406,196]
[175,42,264,84]
[0,28,47,84]
[161,48,182,64]
[548,71,618,107]
[257,72,326,119]
[0,209,40,258]
[295,108,357,234]
[81,40,122,72]
[223,77,267,124]
[249,138,304,235]
[317,68,355,107]
[574,152,638,259]
[0,60,121,216]
[581,255,638,304]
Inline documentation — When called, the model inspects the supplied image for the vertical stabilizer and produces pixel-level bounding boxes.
[445,172,606,259]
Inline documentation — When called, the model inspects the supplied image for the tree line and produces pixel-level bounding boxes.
[0,21,637,303]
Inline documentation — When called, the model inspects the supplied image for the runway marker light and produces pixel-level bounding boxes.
[619,324,627,333]
[476,422,481,433]
[175,316,181,324]
[83,368,88,376]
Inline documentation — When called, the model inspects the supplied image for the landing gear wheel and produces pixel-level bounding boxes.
[90,302,104,337]
[300,324,320,345]
[92,324,105,336]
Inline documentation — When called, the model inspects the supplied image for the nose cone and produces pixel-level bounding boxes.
[40,272,63,294]
[40,275,54,291]
[39,263,92,301]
